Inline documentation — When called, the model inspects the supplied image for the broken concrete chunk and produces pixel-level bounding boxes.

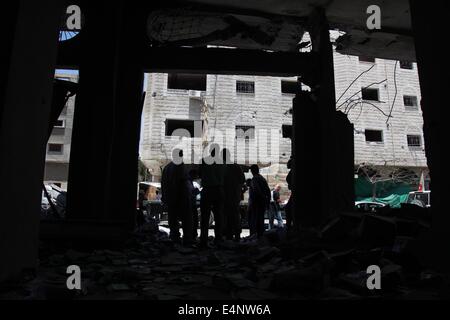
[354,248,383,268]
[358,215,397,246]
[48,254,65,266]
[299,250,332,268]
[157,294,180,300]
[418,271,445,289]
[152,266,183,273]
[338,270,369,293]
[271,263,328,294]
[111,259,128,266]
[235,288,277,300]
[395,218,420,237]
[190,286,234,300]
[178,274,211,285]
[257,277,273,290]
[176,246,197,254]
[128,259,148,265]
[254,246,280,263]
[320,217,356,242]
[87,254,107,263]
[262,228,286,244]
[103,250,124,257]
[319,287,360,300]
[259,263,276,273]
[160,286,188,297]
[65,249,89,262]
[161,252,199,266]
[398,203,430,222]
[381,264,403,289]
[108,283,131,292]
[208,252,229,265]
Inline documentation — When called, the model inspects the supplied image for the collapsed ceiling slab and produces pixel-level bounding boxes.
[334,30,416,62]
[185,0,411,32]
[180,0,415,60]
[147,7,305,52]
[58,0,416,68]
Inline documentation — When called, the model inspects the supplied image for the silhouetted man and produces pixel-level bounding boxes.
[269,184,284,229]
[187,169,201,240]
[161,149,193,245]
[199,144,226,247]
[248,165,271,238]
[285,157,295,231]
[222,148,245,242]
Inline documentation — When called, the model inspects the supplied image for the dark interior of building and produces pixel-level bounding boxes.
[1,0,450,304]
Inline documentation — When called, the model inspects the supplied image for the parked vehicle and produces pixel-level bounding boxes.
[406,191,431,208]
[41,184,66,218]
[355,201,387,213]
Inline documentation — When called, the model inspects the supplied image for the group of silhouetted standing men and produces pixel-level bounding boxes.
[161,144,284,248]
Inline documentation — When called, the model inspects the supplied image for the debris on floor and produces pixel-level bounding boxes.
[0,210,447,300]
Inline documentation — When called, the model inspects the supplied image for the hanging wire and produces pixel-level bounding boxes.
[336,64,376,105]
[337,79,387,109]
[386,61,398,124]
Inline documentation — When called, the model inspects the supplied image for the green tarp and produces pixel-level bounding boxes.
[355,177,411,208]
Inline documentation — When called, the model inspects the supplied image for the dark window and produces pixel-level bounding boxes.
[361,88,379,101]
[236,81,255,94]
[365,130,383,142]
[165,119,202,137]
[403,95,418,108]
[282,125,292,138]
[235,125,255,140]
[167,73,206,91]
[54,120,65,128]
[359,56,375,63]
[48,144,63,153]
[400,61,413,69]
[281,81,297,94]
[407,135,422,147]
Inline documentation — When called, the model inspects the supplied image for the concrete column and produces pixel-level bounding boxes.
[335,111,355,212]
[0,0,63,282]
[292,8,339,229]
[66,2,119,221]
[0,2,19,125]
[67,2,144,228]
[292,91,322,228]
[410,0,450,272]
[310,9,338,225]
[106,5,145,224]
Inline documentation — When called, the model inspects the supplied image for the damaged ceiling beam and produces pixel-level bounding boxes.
[334,29,416,62]
[146,6,306,52]
[143,46,318,77]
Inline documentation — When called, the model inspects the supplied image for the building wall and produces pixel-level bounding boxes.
[140,73,295,179]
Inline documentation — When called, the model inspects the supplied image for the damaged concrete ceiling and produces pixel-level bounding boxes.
[147,8,306,52]
[176,0,415,61]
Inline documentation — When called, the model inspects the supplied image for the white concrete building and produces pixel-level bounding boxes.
[140,50,428,186]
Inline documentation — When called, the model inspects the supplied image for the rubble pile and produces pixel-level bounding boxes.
[0,208,448,300]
